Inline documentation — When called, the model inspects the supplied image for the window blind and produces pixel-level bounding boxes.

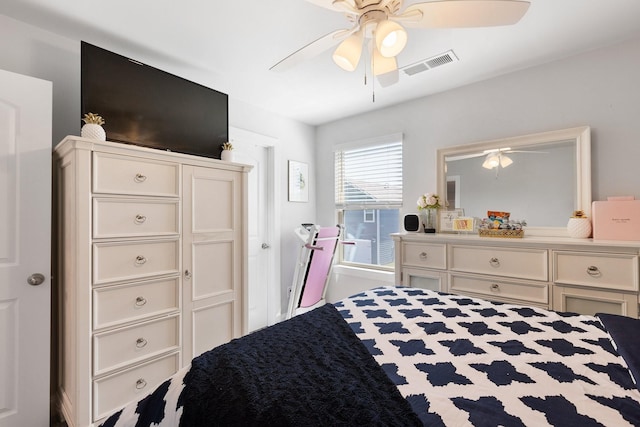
[335,139,403,209]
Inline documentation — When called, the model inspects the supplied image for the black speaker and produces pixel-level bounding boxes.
[404,214,420,232]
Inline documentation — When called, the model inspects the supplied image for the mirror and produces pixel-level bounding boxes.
[437,126,591,236]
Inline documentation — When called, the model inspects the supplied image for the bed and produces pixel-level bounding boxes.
[99,286,640,426]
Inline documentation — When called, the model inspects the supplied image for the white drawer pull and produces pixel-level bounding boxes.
[134,214,147,224]
[135,378,147,390]
[586,265,601,277]
[489,257,500,267]
[490,283,500,292]
[135,296,147,307]
[419,252,428,260]
[134,173,147,183]
[135,255,147,266]
[136,338,148,348]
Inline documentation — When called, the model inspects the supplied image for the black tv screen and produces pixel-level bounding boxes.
[81,41,228,159]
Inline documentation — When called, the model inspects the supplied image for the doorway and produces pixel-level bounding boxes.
[229,127,281,331]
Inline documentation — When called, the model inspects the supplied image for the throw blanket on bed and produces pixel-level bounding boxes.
[336,287,640,427]
[100,303,421,427]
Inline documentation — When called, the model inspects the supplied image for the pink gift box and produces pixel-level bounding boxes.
[592,200,640,240]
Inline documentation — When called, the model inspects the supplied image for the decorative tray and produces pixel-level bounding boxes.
[478,229,524,238]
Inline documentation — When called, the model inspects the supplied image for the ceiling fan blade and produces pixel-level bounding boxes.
[270,28,355,72]
[304,0,357,13]
[398,0,530,29]
[446,152,487,161]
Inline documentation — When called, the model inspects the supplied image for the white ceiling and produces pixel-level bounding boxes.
[2,0,640,126]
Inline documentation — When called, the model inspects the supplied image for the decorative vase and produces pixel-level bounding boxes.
[422,208,437,233]
[81,123,106,141]
[221,149,234,162]
[567,217,592,238]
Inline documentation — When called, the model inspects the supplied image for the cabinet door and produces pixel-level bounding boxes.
[402,267,447,292]
[553,285,638,318]
[182,165,245,361]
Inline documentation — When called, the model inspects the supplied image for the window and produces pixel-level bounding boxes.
[335,134,403,269]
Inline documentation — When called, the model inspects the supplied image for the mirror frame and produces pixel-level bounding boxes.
[437,126,591,237]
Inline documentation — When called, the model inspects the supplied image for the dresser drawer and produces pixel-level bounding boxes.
[93,198,179,239]
[402,242,446,269]
[450,245,548,281]
[554,251,639,292]
[93,152,179,197]
[93,314,180,376]
[93,239,180,285]
[553,285,639,317]
[93,352,180,422]
[93,277,180,330]
[450,273,549,305]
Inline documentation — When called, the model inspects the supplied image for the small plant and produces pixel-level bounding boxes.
[571,210,587,218]
[221,142,234,151]
[82,112,105,126]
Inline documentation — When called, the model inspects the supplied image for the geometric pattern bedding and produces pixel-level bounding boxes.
[336,286,640,427]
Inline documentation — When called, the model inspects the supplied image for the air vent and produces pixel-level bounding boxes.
[401,50,458,77]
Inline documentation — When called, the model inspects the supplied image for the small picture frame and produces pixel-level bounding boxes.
[439,209,465,232]
[453,217,476,232]
[288,160,309,202]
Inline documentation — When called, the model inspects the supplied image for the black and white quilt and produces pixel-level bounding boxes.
[336,286,640,426]
[99,286,640,426]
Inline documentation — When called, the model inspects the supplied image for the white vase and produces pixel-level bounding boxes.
[81,123,106,141]
[567,217,592,238]
[221,150,234,162]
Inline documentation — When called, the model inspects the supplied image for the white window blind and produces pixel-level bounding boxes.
[335,138,403,209]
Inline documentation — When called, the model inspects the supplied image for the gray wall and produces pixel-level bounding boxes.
[0,13,317,313]
[316,36,640,230]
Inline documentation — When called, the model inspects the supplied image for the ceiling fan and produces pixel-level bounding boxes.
[270,0,530,85]
[447,147,547,170]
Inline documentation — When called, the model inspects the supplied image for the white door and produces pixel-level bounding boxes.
[0,70,52,426]
[229,128,279,331]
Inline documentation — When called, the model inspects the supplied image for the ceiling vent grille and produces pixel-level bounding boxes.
[401,50,458,77]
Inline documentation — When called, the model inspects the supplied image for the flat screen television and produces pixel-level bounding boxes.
[81,41,228,159]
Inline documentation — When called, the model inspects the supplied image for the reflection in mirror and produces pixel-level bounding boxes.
[437,127,591,236]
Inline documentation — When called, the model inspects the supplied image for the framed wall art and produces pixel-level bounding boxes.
[288,160,309,202]
[439,209,465,232]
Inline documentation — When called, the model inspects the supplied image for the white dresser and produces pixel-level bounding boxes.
[392,233,640,317]
[54,137,251,426]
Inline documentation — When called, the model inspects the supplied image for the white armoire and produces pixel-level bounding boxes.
[54,136,251,426]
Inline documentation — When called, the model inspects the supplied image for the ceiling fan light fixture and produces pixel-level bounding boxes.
[332,31,363,71]
[482,153,500,169]
[375,20,407,57]
[372,47,397,76]
[500,154,513,168]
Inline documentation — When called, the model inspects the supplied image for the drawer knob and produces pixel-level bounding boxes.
[134,214,147,224]
[135,378,147,390]
[489,257,500,267]
[419,252,428,260]
[586,265,601,277]
[136,338,148,348]
[134,173,147,183]
[490,283,500,292]
[135,255,147,266]
[135,296,147,307]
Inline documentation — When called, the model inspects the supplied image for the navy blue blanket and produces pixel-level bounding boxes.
[179,303,421,426]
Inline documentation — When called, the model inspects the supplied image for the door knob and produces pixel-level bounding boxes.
[27,273,45,286]
[261,243,271,249]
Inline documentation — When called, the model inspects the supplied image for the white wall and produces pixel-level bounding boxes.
[316,35,640,294]
[0,13,317,311]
